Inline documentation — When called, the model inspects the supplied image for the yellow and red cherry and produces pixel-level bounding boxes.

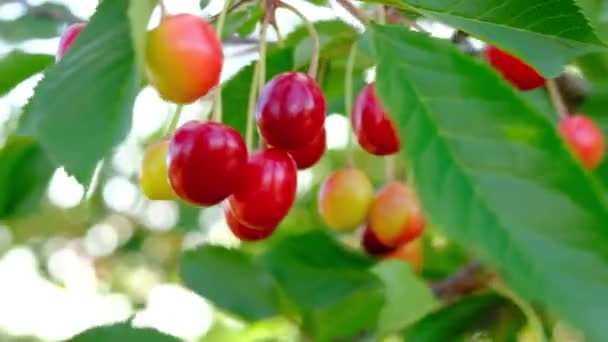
[140,140,177,200]
[362,225,396,256]
[352,83,400,155]
[256,72,326,150]
[224,203,276,241]
[318,168,374,232]
[385,240,423,274]
[57,23,86,61]
[285,129,326,170]
[368,182,426,248]
[146,14,223,104]
[228,148,297,229]
[559,114,605,170]
[485,46,546,91]
[168,121,247,206]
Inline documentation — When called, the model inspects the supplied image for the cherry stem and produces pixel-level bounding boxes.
[336,0,369,26]
[159,0,168,17]
[258,0,270,96]
[344,44,357,167]
[377,5,386,24]
[384,155,396,182]
[212,0,232,123]
[547,79,568,120]
[166,105,184,136]
[246,63,260,150]
[277,1,319,78]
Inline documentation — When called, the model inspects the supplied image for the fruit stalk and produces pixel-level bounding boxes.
[336,0,369,26]
[344,44,357,166]
[212,0,232,123]
[165,105,183,136]
[547,79,568,119]
[258,0,271,95]
[159,0,168,17]
[277,0,320,78]
[246,63,260,150]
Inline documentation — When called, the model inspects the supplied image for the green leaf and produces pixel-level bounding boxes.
[19,0,140,184]
[371,24,608,341]
[0,51,53,97]
[404,293,507,341]
[392,0,607,77]
[128,0,159,76]
[66,322,179,342]
[371,260,438,335]
[221,4,263,38]
[180,245,280,321]
[262,232,383,341]
[0,137,53,220]
[576,0,608,41]
[200,0,212,11]
[0,3,78,42]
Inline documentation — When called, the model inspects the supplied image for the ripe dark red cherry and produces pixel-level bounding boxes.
[224,203,276,241]
[485,46,546,91]
[362,225,396,256]
[256,72,326,150]
[285,129,326,170]
[228,148,297,229]
[57,23,86,61]
[352,83,400,155]
[559,114,605,170]
[168,121,247,206]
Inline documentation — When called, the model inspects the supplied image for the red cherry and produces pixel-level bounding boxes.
[485,46,546,91]
[256,72,326,150]
[362,225,396,256]
[228,148,297,229]
[168,121,247,206]
[285,128,326,170]
[352,83,400,155]
[57,23,86,61]
[224,203,276,241]
[559,114,605,170]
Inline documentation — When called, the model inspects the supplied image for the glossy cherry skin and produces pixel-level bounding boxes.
[352,83,400,155]
[362,225,396,256]
[559,114,605,170]
[57,23,86,61]
[256,72,326,150]
[368,182,426,248]
[140,140,177,200]
[318,168,374,232]
[224,203,276,241]
[168,121,247,206]
[285,128,326,170]
[485,46,546,91]
[385,240,423,274]
[146,14,223,104]
[228,148,297,229]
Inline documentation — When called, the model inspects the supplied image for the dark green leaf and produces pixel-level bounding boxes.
[180,245,279,321]
[372,260,438,335]
[0,3,78,42]
[0,51,53,97]
[66,322,179,342]
[390,0,607,77]
[0,137,53,220]
[200,0,212,11]
[576,0,608,41]
[371,24,608,341]
[221,4,263,38]
[19,0,140,184]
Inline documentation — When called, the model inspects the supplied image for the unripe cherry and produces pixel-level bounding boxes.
[168,121,247,206]
[385,240,423,274]
[57,23,86,61]
[362,225,396,256]
[140,140,177,200]
[224,203,276,241]
[256,72,326,150]
[352,83,400,155]
[485,46,546,91]
[559,114,605,170]
[284,129,326,170]
[146,14,223,104]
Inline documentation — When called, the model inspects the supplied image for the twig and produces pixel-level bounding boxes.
[431,261,492,301]
[335,0,369,26]
[547,79,568,120]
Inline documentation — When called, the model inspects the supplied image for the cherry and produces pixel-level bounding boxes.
[168,121,247,206]
[485,46,546,91]
[559,114,605,170]
[140,140,176,200]
[57,23,86,61]
[352,83,400,155]
[146,14,223,104]
[256,72,326,150]
[284,128,326,170]
[385,240,423,273]
[224,203,276,241]
[368,182,425,248]
[318,168,374,232]
[362,225,396,256]
[228,148,297,229]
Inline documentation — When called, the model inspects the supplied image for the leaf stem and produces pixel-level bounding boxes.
[212,0,231,123]
[246,63,260,150]
[277,1,319,78]
[547,79,568,120]
[166,105,184,136]
[336,0,369,26]
[344,44,357,167]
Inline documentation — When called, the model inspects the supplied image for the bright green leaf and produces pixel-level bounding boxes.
[66,322,179,342]
[372,260,438,335]
[19,0,140,184]
[0,137,53,220]
[0,51,53,97]
[128,0,159,76]
[180,245,280,321]
[371,24,608,341]
[391,0,607,77]
[221,4,263,38]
